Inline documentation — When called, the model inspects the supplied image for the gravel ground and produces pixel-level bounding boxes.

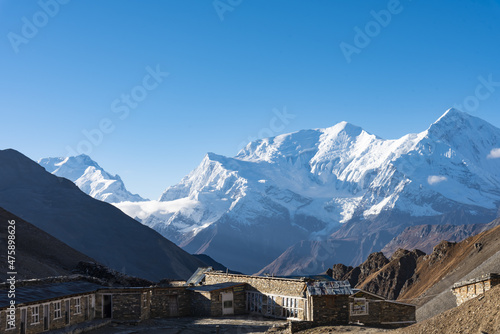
[86,315,288,334]
[393,285,500,334]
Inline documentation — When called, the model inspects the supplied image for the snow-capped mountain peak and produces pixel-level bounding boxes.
[39,155,146,203]
[115,109,500,274]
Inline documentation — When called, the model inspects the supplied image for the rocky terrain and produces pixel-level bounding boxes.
[395,284,500,334]
[329,250,425,300]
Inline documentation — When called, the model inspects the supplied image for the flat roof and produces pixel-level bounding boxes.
[0,281,104,308]
[187,282,245,292]
[205,272,307,283]
[452,273,500,289]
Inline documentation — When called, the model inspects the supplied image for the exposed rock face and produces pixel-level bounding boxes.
[426,240,455,265]
[329,249,426,300]
[358,249,426,300]
[329,264,353,281]
[330,252,390,288]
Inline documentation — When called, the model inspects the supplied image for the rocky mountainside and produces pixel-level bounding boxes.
[39,154,145,203]
[327,221,500,321]
[117,109,500,274]
[0,207,96,281]
[0,149,205,281]
[328,249,425,300]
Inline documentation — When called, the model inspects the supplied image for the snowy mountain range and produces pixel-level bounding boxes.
[39,155,145,203]
[37,109,500,275]
[114,109,500,274]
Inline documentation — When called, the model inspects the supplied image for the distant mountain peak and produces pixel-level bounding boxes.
[434,108,468,123]
[39,155,146,203]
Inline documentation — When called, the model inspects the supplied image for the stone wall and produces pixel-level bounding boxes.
[308,295,349,324]
[380,301,415,324]
[205,273,307,297]
[190,291,212,316]
[349,300,415,326]
[233,286,246,315]
[107,292,143,321]
[150,287,190,318]
[189,286,247,317]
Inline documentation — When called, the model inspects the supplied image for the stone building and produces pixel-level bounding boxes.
[0,280,102,334]
[203,271,353,324]
[451,273,500,306]
[349,290,416,326]
[1,270,417,333]
[187,282,246,316]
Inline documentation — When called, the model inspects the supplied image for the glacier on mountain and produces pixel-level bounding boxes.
[118,108,500,233]
[113,108,500,273]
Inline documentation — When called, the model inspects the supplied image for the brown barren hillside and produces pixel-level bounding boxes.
[395,284,500,334]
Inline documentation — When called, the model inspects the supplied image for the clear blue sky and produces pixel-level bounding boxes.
[1,0,500,200]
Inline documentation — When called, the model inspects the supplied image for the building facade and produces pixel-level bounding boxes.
[348,290,416,326]
[204,271,352,324]
[0,280,101,334]
[452,273,500,306]
[1,270,417,333]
